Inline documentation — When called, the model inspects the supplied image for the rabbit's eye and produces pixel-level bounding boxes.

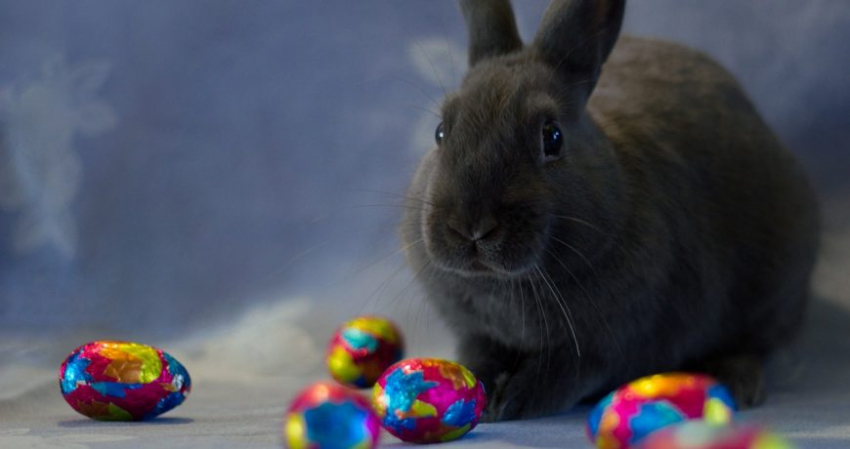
[541,120,563,161]
[435,122,445,145]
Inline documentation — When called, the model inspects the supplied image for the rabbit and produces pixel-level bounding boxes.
[398,0,820,421]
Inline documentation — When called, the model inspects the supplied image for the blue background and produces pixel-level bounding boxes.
[1,1,848,339]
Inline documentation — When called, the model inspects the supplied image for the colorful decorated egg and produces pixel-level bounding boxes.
[284,382,381,449]
[635,421,795,449]
[587,372,737,449]
[59,341,191,421]
[372,358,486,444]
[327,316,404,388]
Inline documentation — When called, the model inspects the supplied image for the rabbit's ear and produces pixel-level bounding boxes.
[533,0,625,99]
[460,0,523,66]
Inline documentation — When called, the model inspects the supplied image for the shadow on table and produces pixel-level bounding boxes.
[57,416,195,428]
[381,408,591,448]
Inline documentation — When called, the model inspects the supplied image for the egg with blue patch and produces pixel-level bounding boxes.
[59,341,191,421]
[587,372,736,449]
[326,316,403,388]
[372,358,487,443]
[284,382,381,449]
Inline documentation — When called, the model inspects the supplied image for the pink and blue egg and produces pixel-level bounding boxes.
[587,372,737,449]
[372,358,487,444]
[59,341,191,421]
[284,382,381,449]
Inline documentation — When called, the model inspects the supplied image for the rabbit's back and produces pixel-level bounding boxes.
[590,36,819,353]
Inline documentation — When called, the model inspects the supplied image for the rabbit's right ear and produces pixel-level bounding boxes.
[460,0,523,67]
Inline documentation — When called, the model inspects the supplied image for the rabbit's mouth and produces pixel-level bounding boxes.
[436,254,527,278]
[418,194,549,278]
[462,255,511,277]
[469,258,532,278]
[422,219,543,279]
[441,254,536,279]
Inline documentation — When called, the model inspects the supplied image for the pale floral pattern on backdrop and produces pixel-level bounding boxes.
[0,56,117,258]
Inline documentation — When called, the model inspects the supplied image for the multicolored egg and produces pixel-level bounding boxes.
[587,372,737,449]
[327,316,403,388]
[372,358,486,444]
[284,382,381,449]
[635,421,795,449]
[59,341,191,421]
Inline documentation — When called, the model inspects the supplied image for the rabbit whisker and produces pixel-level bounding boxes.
[358,257,410,316]
[263,240,330,279]
[549,235,597,275]
[412,38,448,98]
[534,264,581,359]
[506,276,523,370]
[347,238,423,287]
[350,188,436,206]
[515,275,527,370]
[390,75,443,111]
[527,269,550,377]
[542,247,626,364]
[549,214,629,256]
[385,257,433,322]
[409,104,442,119]
[549,214,605,234]
[350,204,429,212]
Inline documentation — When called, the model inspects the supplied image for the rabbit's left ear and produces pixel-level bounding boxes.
[533,0,626,100]
[460,0,523,67]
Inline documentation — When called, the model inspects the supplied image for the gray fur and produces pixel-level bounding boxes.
[460,0,523,67]
[400,0,819,420]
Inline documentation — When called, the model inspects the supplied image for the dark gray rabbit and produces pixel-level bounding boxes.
[400,0,820,421]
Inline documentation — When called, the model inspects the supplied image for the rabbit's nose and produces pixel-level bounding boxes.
[447,216,499,242]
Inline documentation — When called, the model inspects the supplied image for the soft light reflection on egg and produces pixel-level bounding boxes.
[284,381,380,449]
[587,372,736,449]
[372,358,486,443]
[59,341,191,421]
[326,316,404,388]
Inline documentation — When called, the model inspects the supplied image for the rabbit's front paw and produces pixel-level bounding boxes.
[697,354,765,409]
[483,360,576,421]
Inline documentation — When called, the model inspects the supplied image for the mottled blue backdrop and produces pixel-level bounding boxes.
[1,0,848,338]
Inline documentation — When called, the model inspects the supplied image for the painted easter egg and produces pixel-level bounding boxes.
[327,316,404,388]
[284,382,381,449]
[372,358,487,444]
[59,341,191,421]
[587,372,737,449]
[635,421,795,449]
